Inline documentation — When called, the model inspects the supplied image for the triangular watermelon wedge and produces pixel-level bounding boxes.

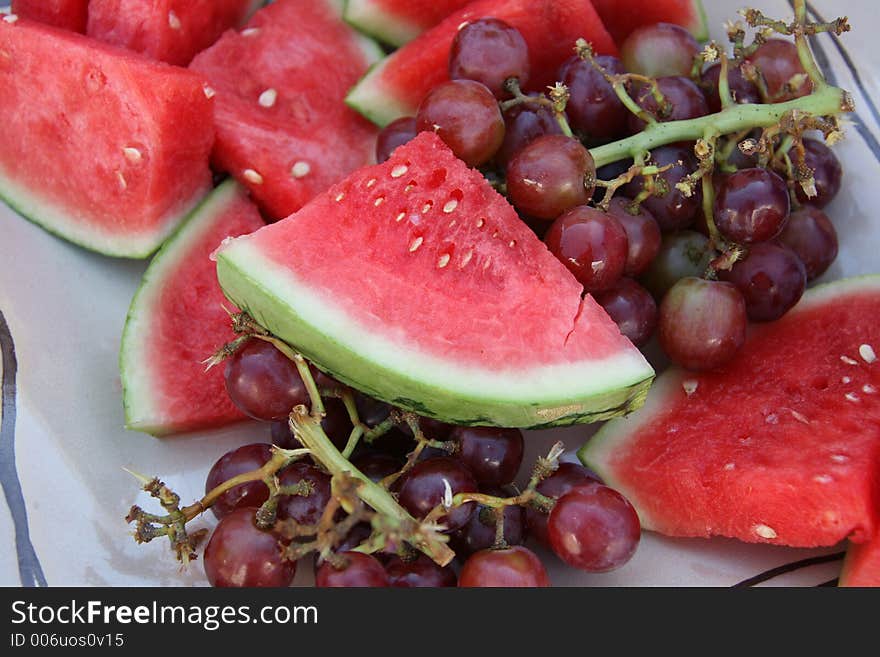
[216,133,653,428]
[581,275,880,548]
[120,180,265,435]
[346,0,618,127]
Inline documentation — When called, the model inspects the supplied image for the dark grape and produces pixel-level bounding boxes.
[415,79,505,166]
[270,397,353,451]
[720,242,807,322]
[449,488,526,557]
[658,277,747,370]
[495,101,562,167]
[777,206,838,280]
[351,452,404,483]
[701,61,760,113]
[397,457,477,532]
[224,340,308,422]
[458,546,549,587]
[714,168,790,243]
[276,461,331,526]
[594,278,658,347]
[354,394,414,457]
[547,484,640,572]
[525,462,601,546]
[720,129,761,170]
[607,197,662,276]
[203,508,295,587]
[451,426,524,486]
[794,138,842,208]
[419,417,455,441]
[376,117,417,163]
[448,18,529,98]
[385,554,457,587]
[559,54,628,140]
[748,39,812,101]
[639,230,714,299]
[625,144,702,232]
[332,522,374,554]
[620,23,700,78]
[205,443,273,519]
[544,205,628,292]
[315,552,389,587]
[506,135,595,220]
[627,76,709,132]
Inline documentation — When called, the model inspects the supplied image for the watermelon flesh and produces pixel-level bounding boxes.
[190,0,383,220]
[840,534,880,586]
[346,0,619,127]
[121,180,265,435]
[0,18,215,258]
[9,0,88,33]
[591,0,708,43]
[87,0,262,66]
[581,275,880,548]
[344,0,471,46]
[216,133,653,427]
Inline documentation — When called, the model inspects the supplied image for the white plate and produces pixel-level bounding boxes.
[1,0,878,587]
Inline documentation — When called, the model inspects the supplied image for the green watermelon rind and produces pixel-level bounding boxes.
[579,273,880,531]
[216,240,655,428]
[343,0,423,47]
[345,57,412,128]
[0,165,210,259]
[119,179,245,435]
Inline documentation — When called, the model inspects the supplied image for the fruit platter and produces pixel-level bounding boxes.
[0,0,877,587]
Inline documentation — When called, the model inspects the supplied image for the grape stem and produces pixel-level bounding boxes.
[588,83,852,169]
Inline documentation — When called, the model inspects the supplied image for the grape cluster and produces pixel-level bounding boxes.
[375,19,843,372]
[193,338,642,587]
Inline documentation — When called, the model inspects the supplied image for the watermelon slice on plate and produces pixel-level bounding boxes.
[344,0,471,46]
[0,17,215,258]
[346,0,618,127]
[581,275,880,548]
[9,0,88,33]
[190,0,383,220]
[120,180,265,436]
[216,132,654,427]
[591,0,708,43]
[87,0,263,66]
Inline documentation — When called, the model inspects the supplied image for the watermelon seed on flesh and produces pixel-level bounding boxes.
[216,132,654,428]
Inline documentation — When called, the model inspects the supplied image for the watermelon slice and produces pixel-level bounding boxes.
[344,0,470,46]
[0,18,215,258]
[840,534,880,586]
[580,275,880,548]
[346,0,619,127]
[120,180,265,435]
[87,0,263,66]
[215,132,653,427]
[190,0,383,220]
[9,0,89,33]
[591,0,709,43]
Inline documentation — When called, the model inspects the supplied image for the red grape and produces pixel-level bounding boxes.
[625,144,702,232]
[397,457,477,532]
[607,197,662,276]
[701,61,760,113]
[714,168,790,244]
[385,554,457,587]
[224,340,308,422]
[449,489,525,557]
[627,76,709,132]
[205,443,273,519]
[658,277,747,371]
[495,101,562,167]
[544,205,628,292]
[594,278,658,347]
[720,242,807,322]
[449,18,529,98]
[559,54,628,140]
[525,462,601,546]
[276,461,331,526]
[620,23,700,78]
[458,546,549,587]
[376,117,417,163]
[547,483,640,572]
[315,552,389,587]
[506,135,596,220]
[794,138,842,208]
[639,230,714,299]
[203,508,295,587]
[415,79,505,166]
[270,397,352,451]
[351,452,403,483]
[777,206,838,280]
[748,39,812,101]
[451,426,524,486]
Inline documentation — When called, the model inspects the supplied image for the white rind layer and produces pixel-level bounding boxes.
[217,237,655,427]
[345,57,413,127]
[344,0,422,47]
[120,181,242,434]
